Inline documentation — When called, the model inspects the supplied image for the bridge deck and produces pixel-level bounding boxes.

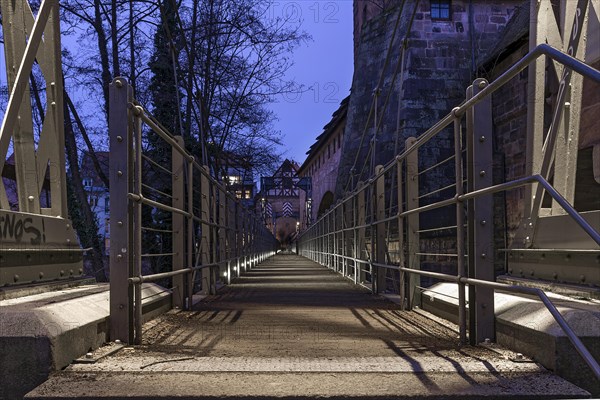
[27,254,588,399]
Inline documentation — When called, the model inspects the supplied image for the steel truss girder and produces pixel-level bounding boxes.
[0,0,83,286]
[525,0,597,242]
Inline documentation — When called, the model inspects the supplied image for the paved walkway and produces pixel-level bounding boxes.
[27,254,589,399]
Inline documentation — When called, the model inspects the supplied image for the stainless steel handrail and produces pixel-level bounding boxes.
[297,43,600,379]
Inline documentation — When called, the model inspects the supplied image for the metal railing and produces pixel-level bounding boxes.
[297,44,600,380]
[108,77,277,344]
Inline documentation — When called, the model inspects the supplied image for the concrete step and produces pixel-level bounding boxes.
[421,282,600,396]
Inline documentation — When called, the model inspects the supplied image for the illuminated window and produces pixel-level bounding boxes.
[245,190,251,199]
[431,0,451,20]
[235,190,243,198]
[228,175,241,185]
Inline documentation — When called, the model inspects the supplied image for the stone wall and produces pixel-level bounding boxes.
[337,0,521,198]
[298,123,344,228]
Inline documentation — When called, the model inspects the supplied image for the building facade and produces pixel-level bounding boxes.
[258,159,302,247]
[298,96,348,230]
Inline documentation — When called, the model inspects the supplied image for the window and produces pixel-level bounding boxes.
[228,175,241,185]
[431,0,451,20]
[104,197,110,212]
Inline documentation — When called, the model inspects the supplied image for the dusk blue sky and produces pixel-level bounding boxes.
[268,1,354,166]
[0,1,355,167]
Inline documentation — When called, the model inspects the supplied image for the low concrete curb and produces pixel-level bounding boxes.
[0,283,171,399]
[421,282,600,395]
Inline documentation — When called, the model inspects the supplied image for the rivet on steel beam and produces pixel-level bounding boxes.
[14,275,19,282]
[530,270,534,276]
[481,253,486,258]
[51,102,56,107]
[66,224,70,229]
[479,170,486,177]
[39,272,44,279]
[580,275,586,282]
[115,80,123,88]
[66,239,71,244]
[479,136,486,142]
[117,136,123,142]
[70,269,74,275]
[480,220,486,225]
[117,170,123,176]
[60,270,65,276]
[553,272,558,279]
[118,221,123,227]
[28,195,34,201]
[564,102,571,109]
[117,254,123,260]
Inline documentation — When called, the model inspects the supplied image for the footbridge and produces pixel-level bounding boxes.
[1,0,600,398]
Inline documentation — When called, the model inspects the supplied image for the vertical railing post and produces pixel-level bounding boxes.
[467,78,495,344]
[244,210,249,272]
[374,165,386,293]
[342,201,347,277]
[331,209,336,269]
[356,182,366,284]
[200,167,212,295]
[109,77,134,343]
[210,180,218,292]
[218,188,226,282]
[350,196,356,282]
[132,105,143,344]
[186,161,194,309]
[172,137,186,309]
[453,110,467,344]
[397,158,406,309]
[405,138,420,308]
[236,203,241,276]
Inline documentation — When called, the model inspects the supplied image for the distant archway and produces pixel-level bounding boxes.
[317,191,334,218]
